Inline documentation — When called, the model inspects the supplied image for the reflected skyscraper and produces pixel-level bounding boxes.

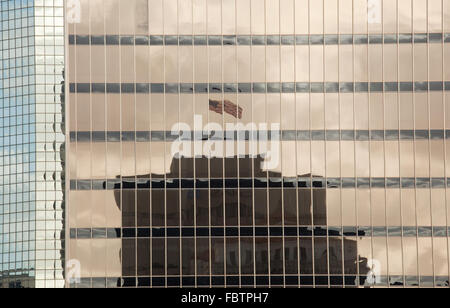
[0,0,65,288]
[65,0,450,288]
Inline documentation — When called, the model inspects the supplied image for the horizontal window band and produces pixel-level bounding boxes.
[70,226,449,239]
[70,177,450,190]
[70,130,450,142]
[69,82,450,94]
[70,275,448,288]
[69,33,450,46]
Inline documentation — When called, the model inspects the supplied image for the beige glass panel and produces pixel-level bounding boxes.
[354,0,368,34]
[207,0,222,34]
[310,46,324,82]
[282,142,297,178]
[222,0,236,34]
[106,142,121,178]
[388,237,404,277]
[297,142,311,176]
[385,141,400,177]
[150,46,164,83]
[88,0,105,35]
[413,45,428,81]
[136,47,150,83]
[403,237,418,276]
[179,47,194,83]
[416,190,432,227]
[122,142,136,177]
[193,0,207,34]
[122,94,135,131]
[136,143,151,176]
[430,140,445,177]
[398,45,413,81]
[70,142,77,179]
[105,191,122,228]
[236,0,251,34]
[372,190,386,227]
[357,189,371,226]
[281,47,294,81]
[430,93,444,129]
[341,141,355,177]
[431,189,447,226]
[354,94,368,129]
[165,95,179,131]
[311,94,324,129]
[384,45,398,81]
[418,238,434,277]
[76,142,91,179]
[355,142,369,177]
[136,95,150,131]
[339,46,353,81]
[370,94,383,130]
[223,47,237,82]
[446,0,450,31]
[354,46,368,81]
[280,0,294,34]
[400,141,414,177]
[369,45,383,82]
[166,46,179,82]
[357,238,372,276]
[415,140,429,178]
[386,189,401,226]
[342,189,356,226]
[119,0,136,35]
[296,94,310,130]
[208,46,222,83]
[76,239,92,278]
[77,0,90,34]
[282,94,295,130]
[75,191,91,227]
[104,0,120,34]
[92,191,107,227]
[324,46,338,81]
[193,46,208,82]
[430,45,443,81]
[385,94,399,130]
[69,192,78,228]
[401,189,416,226]
[92,143,106,179]
[106,47,120,83]
[250,0,265,35]
[434,238,449,276]
[413,0,428,33]
[383,0,398,33]
[76,94,90,131]
[179,0,193,34]
[340,94,354,130]
[149,0,163,34]
[399,93,414,129]
[164,0,178,34]
[90,240,107,277]
[106,239,122,277]
[309,0,323,34]
[398,0,412,32]
[237,46,251,83]
[373,238,388,276]
[370,141,384,178]
[295,47,310,82]
[311,141,325,176]
[326,141,340,177]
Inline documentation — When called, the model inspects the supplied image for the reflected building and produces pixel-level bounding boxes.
[67,0,450,288]
[0,0,65,288]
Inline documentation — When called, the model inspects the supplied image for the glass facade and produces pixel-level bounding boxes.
[66,0,450,288]
[0,0,65,288]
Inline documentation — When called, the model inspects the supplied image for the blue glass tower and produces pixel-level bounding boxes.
[0,0,64,288]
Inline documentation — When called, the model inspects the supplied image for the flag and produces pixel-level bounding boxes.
[209,99,243,119]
